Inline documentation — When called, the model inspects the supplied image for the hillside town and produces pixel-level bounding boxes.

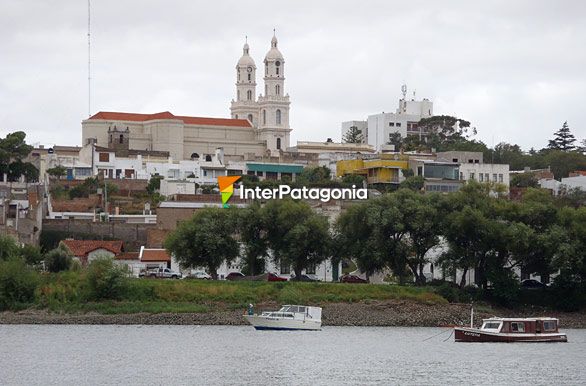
[1,35,586,294]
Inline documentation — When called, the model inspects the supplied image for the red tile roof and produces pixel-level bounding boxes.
[116,251,140,260]
[88,111,252,128]
[140,249,171,262]
[61,240,124,257]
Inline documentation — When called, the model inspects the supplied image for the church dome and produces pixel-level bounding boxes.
[264,36,283,61]
[237,43,256,66]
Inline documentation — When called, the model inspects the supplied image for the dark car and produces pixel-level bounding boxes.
[297,274,319,282]
[225,272,245,281]
[521,279,546,289]
[340,274,368,284]
[267,273,288,282]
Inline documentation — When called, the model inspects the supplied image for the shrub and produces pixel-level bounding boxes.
[487,269,520,307]
[0,235,20,261]
[86,257,128,300]
[44,246,73,273]
[0,259,40,310]
[436,283,460,303]
[550,273,584,312]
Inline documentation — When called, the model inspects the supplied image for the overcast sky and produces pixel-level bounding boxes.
[1,0,585,150]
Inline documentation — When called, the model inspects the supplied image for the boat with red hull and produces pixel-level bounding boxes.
[455,317,567,343]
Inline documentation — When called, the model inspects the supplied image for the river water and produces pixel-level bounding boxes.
[0,325,584,385]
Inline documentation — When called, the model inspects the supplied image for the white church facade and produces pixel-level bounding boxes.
[81,35,292,161]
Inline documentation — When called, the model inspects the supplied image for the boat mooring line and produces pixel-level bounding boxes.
[422,328,452,342]
[443,330,454,342]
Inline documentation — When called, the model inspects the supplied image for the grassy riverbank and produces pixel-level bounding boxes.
[33,273,446,315]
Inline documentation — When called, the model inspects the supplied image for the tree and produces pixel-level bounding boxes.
[399,175,424,191]
[548,121,576,151]
[44,245,73,272]
[146,175,164,195]
[47,166,67,180]
[164,208,239,279]
[510,173,539,188]
[263,199,331,280]
[343,125,364,143]
[238,202,268,275]
[86,256,128,300]
[0,235,21,261]
[387,131,402,149]
[297,166,331,185]
[0,131,37,182]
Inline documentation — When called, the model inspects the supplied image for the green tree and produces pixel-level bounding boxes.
[548,121,576,151]
[297,166,331,185]
[47,166,67,179]
[238,202,268,275]
[387,131,403,149]
[263,199,331,280]
[510,173,539,188]
[400,175,424,191]
[343,125,364,143]
[164,208,239,279]
[44,245,73,273]
[86,256,128,300]
[341,174,365,186]
[0,259,39,310]
[0,131,37,182]
[0,235,20,260]
[146,175,164,195]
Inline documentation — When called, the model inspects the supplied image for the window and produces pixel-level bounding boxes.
[99,153,110,162]
[276,109,281,124]
[389,122,395,127]
[237,90,240,101]
[479,173,484,182]
[511,322,525,332]
[280,261,290,274]
[119,134,124,144]
[498,174,503,183]
[485,173,489,181]
[482,322,501,330]
[247,114,253,123]
[265,85,268,95]
[306,263,316,275]
[276,67,279,75]
[247,90,252,100]
[493,173,497,182]
[469,172,475,180]
[262,110,266,124]
[543,320,556,331]
[396,122,401,127]
[459,172,463,180]
[452,158,458,163]
[235,114,238,119]
[247,73,251,81]
[109,135,112,143]
[276,138,281,150]
[275,84,280,95]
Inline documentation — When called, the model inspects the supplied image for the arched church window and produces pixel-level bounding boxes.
[248,73,251,81]
[277,138,281,150]
[119,134,124,144]
[263,110,266,125]
[109,135,112,143]
[276,109,281,125]
[247,90,252,100]
[238,70,240,81]
[237,90,240,101]
[247,114,253,123]
[276,67,279,75]
[275,85,280,95]
[265,85,268,95]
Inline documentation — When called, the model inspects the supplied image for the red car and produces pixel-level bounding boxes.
[340,274,368,284]
[267,273,288,282]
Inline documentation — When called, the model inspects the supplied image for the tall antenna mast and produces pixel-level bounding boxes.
[88,0,91,117]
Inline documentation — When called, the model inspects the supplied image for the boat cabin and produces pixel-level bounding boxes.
[262,305,322,321]
[480,317,560,334]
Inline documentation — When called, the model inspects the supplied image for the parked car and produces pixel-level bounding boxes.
[145,267,182,279]
[340,274,368,284]
[521,279,546,289]
[291,273,319,282]
[225,272,245,281]
[187,271,212,280]
[267,272,288,282]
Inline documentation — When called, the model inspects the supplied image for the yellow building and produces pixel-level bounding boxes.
[337,154,409,184]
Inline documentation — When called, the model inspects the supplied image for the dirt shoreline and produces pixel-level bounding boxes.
[1,301,585,328]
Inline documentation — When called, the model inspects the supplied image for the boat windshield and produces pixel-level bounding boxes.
[481,321,502,331]
[279,306,307,314]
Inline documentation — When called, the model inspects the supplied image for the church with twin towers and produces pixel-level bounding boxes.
[230,34,292,154]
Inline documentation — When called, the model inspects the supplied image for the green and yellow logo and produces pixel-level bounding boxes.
[218,176,241,208]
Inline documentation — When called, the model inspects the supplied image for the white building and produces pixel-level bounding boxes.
[561,175,586,192]
[229,35,292,154]
[343,86,433,151]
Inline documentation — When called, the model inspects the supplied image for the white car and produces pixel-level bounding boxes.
[188,270,212,280]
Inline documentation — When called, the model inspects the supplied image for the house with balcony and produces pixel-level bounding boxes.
[336,154,409,185]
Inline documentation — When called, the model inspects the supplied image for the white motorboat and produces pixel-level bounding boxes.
[244,305,322,331]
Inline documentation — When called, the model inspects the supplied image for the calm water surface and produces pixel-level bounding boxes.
[0,325,584,385]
